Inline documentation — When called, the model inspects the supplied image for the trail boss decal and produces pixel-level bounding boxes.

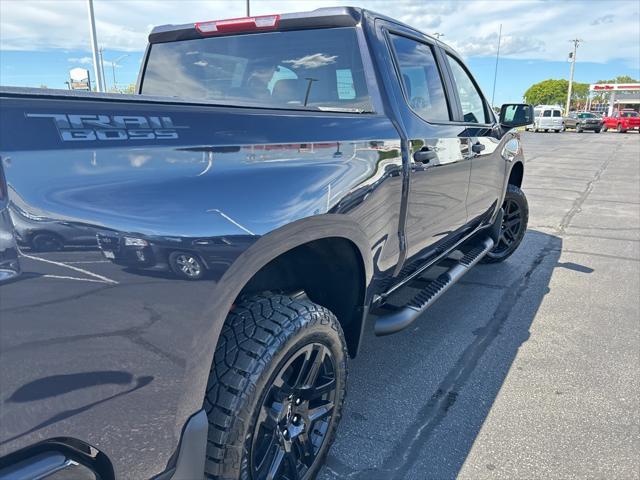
[25,113,187,141]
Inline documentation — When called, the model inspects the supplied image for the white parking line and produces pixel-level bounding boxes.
[20,252,119,285]
[65,260,111,264]
[42,274,112,283]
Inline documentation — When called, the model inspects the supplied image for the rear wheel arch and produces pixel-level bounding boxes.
[208,215,373,365]
[239,236,367,357]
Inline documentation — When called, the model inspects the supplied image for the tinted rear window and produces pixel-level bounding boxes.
[553,110,562,117]
[141,27,372,112]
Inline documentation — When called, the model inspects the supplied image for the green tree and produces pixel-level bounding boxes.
[524,79,569,106]
[524,79,590,108]
[596,75,638,84]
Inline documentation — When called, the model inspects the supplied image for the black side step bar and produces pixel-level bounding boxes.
[374,236,494,336]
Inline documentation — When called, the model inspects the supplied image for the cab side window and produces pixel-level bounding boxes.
[389,34,450,123]
[446,54,489,124]
[553,110,562,117]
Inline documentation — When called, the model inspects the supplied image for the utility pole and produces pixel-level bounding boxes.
[109,54,129,91]
[491,23,502,108]
[565,38,581,114]
[99,47,107,91]
[86,0,105,92]
[246,0,250,16]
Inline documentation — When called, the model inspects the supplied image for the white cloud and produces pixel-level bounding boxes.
[68,56,93,65]
[284,53,337,69]
[0,0,638,66]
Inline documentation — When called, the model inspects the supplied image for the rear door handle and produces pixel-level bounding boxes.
[413,147,437,164]
[472,142,485,154]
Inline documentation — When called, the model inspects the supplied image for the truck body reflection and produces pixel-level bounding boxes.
[97,232,256,280]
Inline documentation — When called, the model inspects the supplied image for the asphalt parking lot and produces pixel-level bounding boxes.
[319,130,640,480]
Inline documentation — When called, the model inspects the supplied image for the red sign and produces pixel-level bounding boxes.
[590,83,640,91]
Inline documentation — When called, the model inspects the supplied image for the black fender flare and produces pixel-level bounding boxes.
[181,214,373,412]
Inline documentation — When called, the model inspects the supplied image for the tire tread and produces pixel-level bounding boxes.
[204,294,347,479]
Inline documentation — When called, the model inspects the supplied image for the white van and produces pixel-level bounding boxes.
[526,105,564,132]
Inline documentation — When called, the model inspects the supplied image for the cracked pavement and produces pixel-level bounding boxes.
[318,131,640,480]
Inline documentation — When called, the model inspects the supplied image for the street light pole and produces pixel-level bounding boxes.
[86,0,105,92]
[246,0,250,16]
[565,38,581,114]
[491,23,502,108]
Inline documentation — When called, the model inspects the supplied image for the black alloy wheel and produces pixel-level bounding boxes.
[251,343,337,479]
[483,184,529,263]
[204,295,348,480]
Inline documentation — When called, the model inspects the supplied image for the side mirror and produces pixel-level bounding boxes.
[499,103,534,128]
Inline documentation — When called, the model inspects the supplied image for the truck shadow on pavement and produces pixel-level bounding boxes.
[320,229,588,480]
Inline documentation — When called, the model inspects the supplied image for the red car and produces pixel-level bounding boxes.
[602,109,640,133]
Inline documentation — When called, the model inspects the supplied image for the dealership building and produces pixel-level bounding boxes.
[588,83,640,115]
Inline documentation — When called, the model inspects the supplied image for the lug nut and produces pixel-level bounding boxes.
[295,398,302,405]
[293,415,300,424]
[282,429,290,439]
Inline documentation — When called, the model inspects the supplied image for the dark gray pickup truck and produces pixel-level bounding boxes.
[0,7,532,480]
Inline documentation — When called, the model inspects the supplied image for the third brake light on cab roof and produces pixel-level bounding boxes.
[195,14,280,35]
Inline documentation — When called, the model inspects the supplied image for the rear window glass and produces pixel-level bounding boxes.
[141,27,372,112]
[578,113,595,118]
[553,110,562,117]
[621,111,639,117]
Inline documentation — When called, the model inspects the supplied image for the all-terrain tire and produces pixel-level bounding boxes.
[204,294,348,480]
[482,184,529,263]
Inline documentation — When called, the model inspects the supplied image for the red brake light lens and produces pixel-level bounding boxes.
[195,15,280,35]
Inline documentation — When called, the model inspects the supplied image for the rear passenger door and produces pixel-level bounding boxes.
[385,29,471,262]
[443,52,503,224]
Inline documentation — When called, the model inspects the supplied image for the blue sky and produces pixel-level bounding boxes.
[1,0,639,105]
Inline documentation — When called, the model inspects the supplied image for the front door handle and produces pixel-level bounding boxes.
[472,142,485,154]
[413,147,437,164]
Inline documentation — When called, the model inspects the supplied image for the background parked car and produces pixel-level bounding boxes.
[602,109,640,133]
[526,105,564,132]
[564,111,603,133]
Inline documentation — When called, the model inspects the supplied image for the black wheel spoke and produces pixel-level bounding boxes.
[299,377,336,401]
[295,431,315,467]
[299,345,327,389]
[308,400,335,423]
[259,402,282,430]
[251,341,338,479]
[285,451,300,480]
[266,447,286,480]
